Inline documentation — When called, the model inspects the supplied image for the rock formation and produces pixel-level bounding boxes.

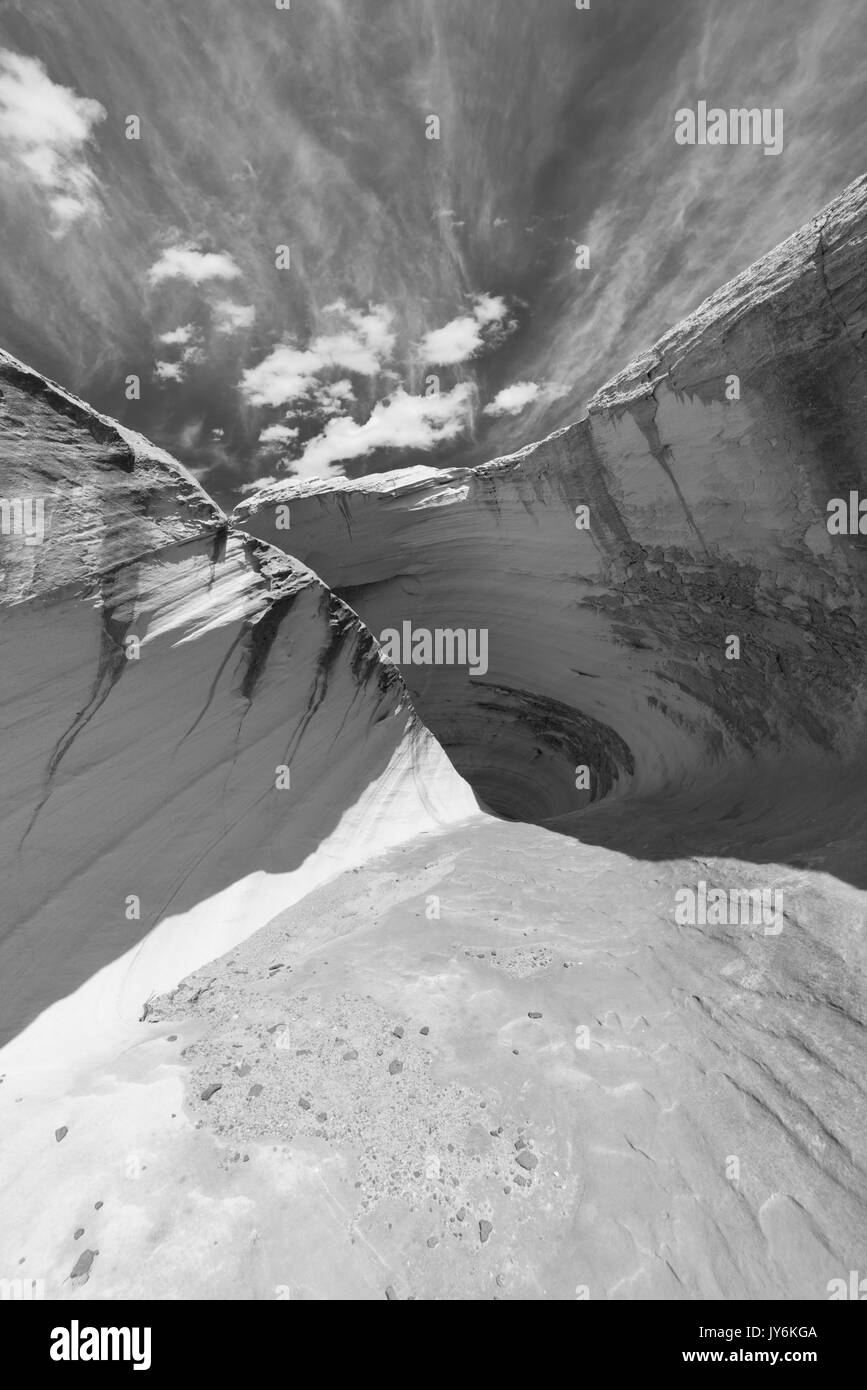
[0,349,475,1055]
[1,177,865,1302]
[236,173,867,834]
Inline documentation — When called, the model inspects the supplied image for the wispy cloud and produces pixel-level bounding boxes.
[0,49,105,233]
[1,0,864,500]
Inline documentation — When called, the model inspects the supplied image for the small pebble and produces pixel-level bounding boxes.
[298,1097,311,1110]
[388,1060,403,1076]
[515,1151,538,1171]
[200,1084,222,1102]
[392,1026,404,1039]
[528,1012,542,1019]
[342,1050,359,1061]
[385,1286,398,1301]
[479,1220,493,1244]
[74,1228,84,1240]
[94,1201,103,1211]
[420,1026,430,1036]
[55,1126,68,1143]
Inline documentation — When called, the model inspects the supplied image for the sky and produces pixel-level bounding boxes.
[0,0,865,506]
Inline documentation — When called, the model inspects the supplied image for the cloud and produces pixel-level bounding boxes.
[0,49,106,232]
[420,293,514,365]
[238,476,278,494]
[157,324,196,346]
[239,345,323,407]
[213,299,255,333]
[472,293,510,327]
[153,340,204,383]
[154,360,186,383]
[483,380,542,417]
[421,315,484,367]
[239,304,394,408]
[313,378,356,414]
[258,423,300,444]
[290,384,474,480]
[146,245,243,287]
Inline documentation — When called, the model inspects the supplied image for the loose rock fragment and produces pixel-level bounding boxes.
[70,1248,98,1283]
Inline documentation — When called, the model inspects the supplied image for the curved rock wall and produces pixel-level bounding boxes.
[236,174,867,827]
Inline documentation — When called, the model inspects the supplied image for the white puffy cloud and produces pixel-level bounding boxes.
[213,299,256,333]
[483,380,542,417]
[420,293,513,365]
[146,245,243,287]
[153,340,204,383]
[154,360,186,383]
[420,314,484,367]
[157,324,196,346]
[258,423,300,445]
[291,384,473,480]
[0,49,106,232]
[471,293,509,327]
[240,344,322,407]
[239,304,394,408]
